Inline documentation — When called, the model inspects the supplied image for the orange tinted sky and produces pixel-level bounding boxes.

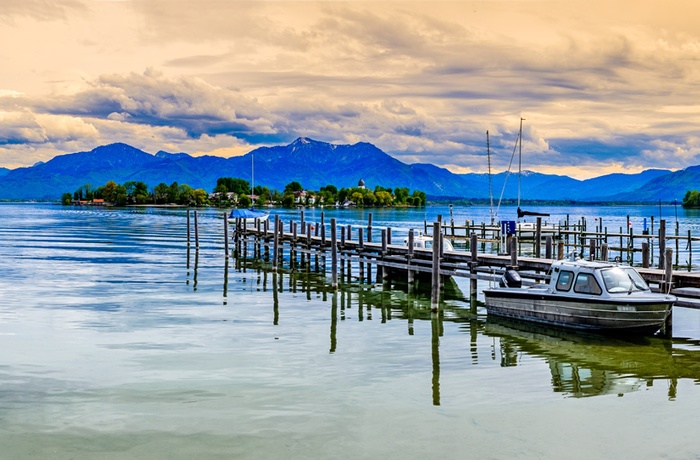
[1,0,699,179]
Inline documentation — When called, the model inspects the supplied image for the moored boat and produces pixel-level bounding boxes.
[228,207,269,227]
[483,256,675,334]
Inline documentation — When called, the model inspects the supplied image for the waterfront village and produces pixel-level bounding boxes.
[62,177,427,209]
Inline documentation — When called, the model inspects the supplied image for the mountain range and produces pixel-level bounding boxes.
[0,137,694,202]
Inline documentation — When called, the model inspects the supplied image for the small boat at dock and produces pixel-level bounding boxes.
[483,256,676,334]
[228,208,269,227]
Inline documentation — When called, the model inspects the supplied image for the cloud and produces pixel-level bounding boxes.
[2,1,700,179]
[0,0,87,22]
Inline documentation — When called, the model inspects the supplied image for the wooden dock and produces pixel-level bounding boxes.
[219,211,700,311]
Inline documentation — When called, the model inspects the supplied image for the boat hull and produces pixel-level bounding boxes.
[483,289,673,334]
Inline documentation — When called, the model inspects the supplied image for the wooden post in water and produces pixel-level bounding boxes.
[194,210,199,249]
[387,227,392,245]
[272,214,280,272]
[407,229,415,290]
[187,210,191,246]
[601,243,609,261]
[663,248,673,293]
[642,241,650,268]
[431,222,441,311]
[535,217,542,258]
[470,232,478,298]
[331,218,338,289]
[300,210,305,233]
[224,212,229,257]
[545,236,553,259]
[589,239,596,261]
[659,220,666,270]
[367,213,373,243]
[510,237,519,267]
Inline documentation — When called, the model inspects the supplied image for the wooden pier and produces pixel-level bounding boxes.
[216,210,700,311]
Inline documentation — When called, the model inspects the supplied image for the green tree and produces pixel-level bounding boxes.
[103,181,120,204]
[167,182,180,204]
[394,187,409,204]
[61,193,72,205]
[238,194,252,208]
[683,190,700,208]
[281,192,295,208]
[217,177,250,195]
[154,183,169,204]
[178,184,195,205]
[375,190,393,206]
[193,188,209,206]
[284,181,303,193]
[412,190,427,206]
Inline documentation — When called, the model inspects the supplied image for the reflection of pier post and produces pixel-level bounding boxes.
[272,272,279,325]
[223,257,229,304]
[431,222,441,311]
[407,229,415,293]
[272,214,280,272]
[331,218,338,289]
[431,311,441,406]
[330,292,337,353]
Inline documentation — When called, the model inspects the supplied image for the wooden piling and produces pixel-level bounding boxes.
[367,213,373,243]
[601,243,609,262]
[272,214,279,272]
[194,210,199,249]
[557,239,564,260]
[642,241,650,268]
[187,210,191,246]
[659,220,666,270]
[331,218,338,289]
[545,236,552,259]
[664,248,673,293]
[224,212,229,257]
[510,237,518,267]
[470,232,478,298]
[535,217,542,258]
[431,222,441,311]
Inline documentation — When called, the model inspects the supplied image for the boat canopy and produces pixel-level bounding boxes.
[229,208,268,219]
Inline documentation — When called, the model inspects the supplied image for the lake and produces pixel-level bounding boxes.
[1,203,699,460]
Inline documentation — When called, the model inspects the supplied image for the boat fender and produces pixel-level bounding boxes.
[500,269,522,288]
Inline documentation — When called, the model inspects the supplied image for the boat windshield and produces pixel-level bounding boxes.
[601,267,650,293]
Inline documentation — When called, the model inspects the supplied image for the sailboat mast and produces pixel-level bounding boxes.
[518,117,524,210]
[487,130,494,225]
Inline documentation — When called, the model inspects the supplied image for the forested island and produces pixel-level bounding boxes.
[62,178,427,208]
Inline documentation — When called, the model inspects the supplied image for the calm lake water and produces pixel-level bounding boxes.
[1,203,700,460]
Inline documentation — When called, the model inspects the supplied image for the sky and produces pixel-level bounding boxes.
[1,0,699,179]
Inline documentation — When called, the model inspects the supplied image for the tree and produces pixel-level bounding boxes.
[154,183,169,204]
[178,184,195,205]
[284,181,303,193]
[217,177,250,195]
[412,190,427,206]
[61,193,72,205]
[239,194,252,208]
[683,190,700,208]
[281,192,295,208]
[103,181,120,204]
[167,182,180,204]
[394,187,409,204]
[193,188,209,206]
[375,190,393,206]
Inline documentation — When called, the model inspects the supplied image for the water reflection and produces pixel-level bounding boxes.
[229,253,700,402]
[483,318,700,399]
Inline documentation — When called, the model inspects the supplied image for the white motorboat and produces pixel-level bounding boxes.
[483,256,675,334]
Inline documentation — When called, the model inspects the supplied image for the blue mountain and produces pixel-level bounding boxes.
[0,137,685,202]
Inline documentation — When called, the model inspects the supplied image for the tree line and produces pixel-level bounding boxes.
[63,177,426,208]
[62,181,209,206]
